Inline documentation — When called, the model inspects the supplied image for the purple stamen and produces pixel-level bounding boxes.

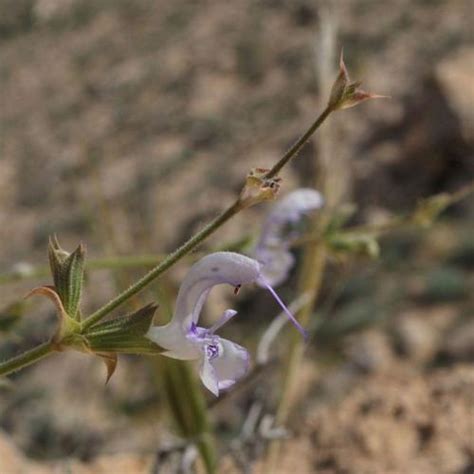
[206,343,220,360]
[258,277,308,340]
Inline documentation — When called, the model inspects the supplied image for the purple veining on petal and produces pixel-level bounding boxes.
[258,276,308,340]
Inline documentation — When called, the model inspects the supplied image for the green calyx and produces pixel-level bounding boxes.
[48,236,85,321]
[43,238,161,382]
[82,303,161,355]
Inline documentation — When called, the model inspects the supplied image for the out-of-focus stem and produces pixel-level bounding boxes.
[266,225,327,469]
[0,255,167,285]
[157,357,217,474]
[450,180,474,202]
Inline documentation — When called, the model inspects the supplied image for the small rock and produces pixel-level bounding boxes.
[442,319,474,361]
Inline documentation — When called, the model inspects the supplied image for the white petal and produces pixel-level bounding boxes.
[200,356,220,396]
[208,338,250,392]
[146,324,200,360]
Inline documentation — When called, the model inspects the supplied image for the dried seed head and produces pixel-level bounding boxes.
[238,168,281,210]
[328,50,388,111]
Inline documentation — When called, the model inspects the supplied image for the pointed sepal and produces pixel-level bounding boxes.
[24,285,77,344]
[48,236,85,320]
[84,303,162,354]
[328,50,388,111]
[412,193,451,228]
[326,232,380,259]
[96,352,118,384]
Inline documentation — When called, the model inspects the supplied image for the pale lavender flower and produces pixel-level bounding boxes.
[253,188,324,286]
[147,252,305,396]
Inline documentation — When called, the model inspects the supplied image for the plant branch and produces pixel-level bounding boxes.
[0,255,167,285]
[82,108,333,330]
[0,105,333,377]
[0,341,56,377]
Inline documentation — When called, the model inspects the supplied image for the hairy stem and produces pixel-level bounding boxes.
[0,341,56,377]
[265,106,332,179]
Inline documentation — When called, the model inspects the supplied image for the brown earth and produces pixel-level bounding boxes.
[1,0,473,473]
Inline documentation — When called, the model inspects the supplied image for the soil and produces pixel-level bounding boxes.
[0,1,473,473]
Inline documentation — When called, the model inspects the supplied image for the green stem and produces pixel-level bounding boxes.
[275,236,327,424]
[0,341,56,376]
[160,359,217,473]
[265,106,332,179]
[82,201,242,330]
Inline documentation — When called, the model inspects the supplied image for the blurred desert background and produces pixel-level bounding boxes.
[0,0,473,473]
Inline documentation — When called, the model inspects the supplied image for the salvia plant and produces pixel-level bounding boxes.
[1,52,472,473]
